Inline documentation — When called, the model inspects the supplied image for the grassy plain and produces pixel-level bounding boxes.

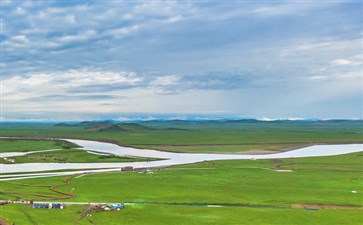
[1,121,362,224]
[1,203,362,225]
[0,139,76,153]
[1,152,363,224]
[61,152,363,206]
[1,120,363,153]
[0,148,156,164]
[149,143,301,153]
[0,138,156,164]
[1,152,362,205]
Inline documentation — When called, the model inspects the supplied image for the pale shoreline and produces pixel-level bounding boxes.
[2,136,363,155]
[1,137,362,181]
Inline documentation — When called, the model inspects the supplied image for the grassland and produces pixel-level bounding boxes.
[1,152,362,203]
[0,148,156,164]
[0,139,76,153]
[58,152,363,206]
[1,121,362,224]
[1,152,362,224]
[0,138,156,164]
[2,120,363,153]
[1,203,362,225]
[149,143,301,153]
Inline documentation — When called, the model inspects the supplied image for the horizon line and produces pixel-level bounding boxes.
[1,117,362,123]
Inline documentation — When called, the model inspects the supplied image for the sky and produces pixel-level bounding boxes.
[1,0,362,121]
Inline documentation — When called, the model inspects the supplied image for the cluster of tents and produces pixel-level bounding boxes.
[93,203,124,211]
[32,202,64,209]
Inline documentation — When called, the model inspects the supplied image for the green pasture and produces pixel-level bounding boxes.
[0,139,76,153]
[1,204,362,225]
[1,152,362,206]
[1,120,363,153]
[1,121,362,224]
[0,148,157,164]
[1,152,363,224]
[146,143,301,153]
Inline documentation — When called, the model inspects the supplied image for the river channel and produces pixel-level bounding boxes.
[1,138,362,180]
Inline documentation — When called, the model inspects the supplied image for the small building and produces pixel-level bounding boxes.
[0,200,9,205]
[121,166,134,172]
[110,203,124,210]
[93,203,124,212]
[32,202,64,209]
[12,199,28,204]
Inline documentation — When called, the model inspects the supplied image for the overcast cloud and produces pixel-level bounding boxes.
[1,0,362,121]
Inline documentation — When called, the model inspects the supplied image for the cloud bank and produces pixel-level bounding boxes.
[1,0,362,120]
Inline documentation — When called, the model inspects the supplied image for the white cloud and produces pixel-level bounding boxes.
[331,57,362,66]
[332,59,352,65]
[162,15,183,24]
[151,75,180,86]
[253,2,337,17]
[278,39,361,58]
[64,14,76,24]
[308,70,362,82]
[14,6,26,15]
[58,30,97,43]
[1,1,362,119]
[11,35,28,42]
[1,70,144,98]
[104,24,141,38]
[309,75,329,81]
[336,70,363,79]
[258,117,276,121]
[258,117,305,121]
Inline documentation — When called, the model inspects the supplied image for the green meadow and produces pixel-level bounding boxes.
[0,139,76,153]
[0,148,156,164]
[2,152,362,206]
[1,152,363,225]
[1,204,362,225]
[0,121,362,224]
[1,120,363,153]
[0,138,156,163]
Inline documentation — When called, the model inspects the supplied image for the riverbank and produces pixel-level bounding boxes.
[2,135,363,154]
[1,137,362,181]
[2,120,362,155]
[1,151,362,225]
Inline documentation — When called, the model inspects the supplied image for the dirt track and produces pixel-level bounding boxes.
[291,204,363,210]
[1,175,76,201]
[0,219,9,225]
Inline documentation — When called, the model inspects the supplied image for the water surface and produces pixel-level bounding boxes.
[1,138,362,180]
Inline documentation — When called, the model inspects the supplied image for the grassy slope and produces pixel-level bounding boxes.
[1,121,363,153]
[0,148,156,164]
[150,143,301,153]
[1,122,362,224]
[1,152,362,224]
[0,139,76,153]
[1,204,362,225]
[61,167,363,206]
[278,152,363,170]
[1,152,362,206]
[180,152,363,170]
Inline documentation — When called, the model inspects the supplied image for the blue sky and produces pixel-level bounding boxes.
[1,0,362,121]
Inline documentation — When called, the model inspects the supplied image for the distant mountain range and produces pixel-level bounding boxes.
[54,121,154,132]
[49,119,363,133]
[2,118,362,124]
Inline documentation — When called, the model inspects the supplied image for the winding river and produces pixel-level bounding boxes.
[1,138,362,180]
